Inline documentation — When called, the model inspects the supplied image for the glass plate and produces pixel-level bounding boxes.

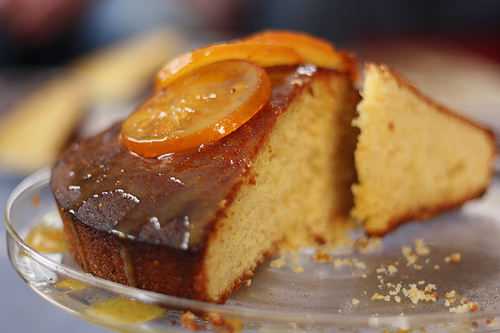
[5,168,500,333]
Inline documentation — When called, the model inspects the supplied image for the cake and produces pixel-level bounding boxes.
[352,64,496,235]
[50,31,496,304]
[51,64,358,302]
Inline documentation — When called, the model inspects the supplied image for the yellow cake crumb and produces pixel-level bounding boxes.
[401,246,418,266]
[387,265,398,275]
[270,257,286,269]
[449,301,479,313]
[445,253,462,264]
[207,312,243,333]
[312,250,332,263]
[354,237,383,254]
[414,239,430,256]
[181,311,200,331]
[371,293,386,301]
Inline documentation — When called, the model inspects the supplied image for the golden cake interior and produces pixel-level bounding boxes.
[352,64,495,235]
[203,72,358,300]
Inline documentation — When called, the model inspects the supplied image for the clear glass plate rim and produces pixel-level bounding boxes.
[4,167,498,327]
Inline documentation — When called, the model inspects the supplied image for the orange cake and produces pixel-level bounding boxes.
[352,64,496,235]
[50,31,496,304]
[51,31,358,302]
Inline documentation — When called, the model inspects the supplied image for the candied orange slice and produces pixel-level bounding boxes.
[155,42,302,89]
[245,30,354,73]
[122,60,271,157]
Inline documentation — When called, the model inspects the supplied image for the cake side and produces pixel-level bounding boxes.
[51,67,357,302]
[61,213,203,298]
[201,72,358,301]
[353,64,496,236]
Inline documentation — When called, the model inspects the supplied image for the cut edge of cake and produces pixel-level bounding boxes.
[352,63,497,236]
[200,70,358,302]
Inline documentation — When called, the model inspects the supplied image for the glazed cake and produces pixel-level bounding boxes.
[352,64,496,235]
[50,30,496,304]
[51,65,358,302]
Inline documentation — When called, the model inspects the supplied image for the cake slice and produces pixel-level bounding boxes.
[51,66,358,302]
[352,64,496,235]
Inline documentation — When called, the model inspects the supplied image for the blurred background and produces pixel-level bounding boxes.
[1,0,499,331]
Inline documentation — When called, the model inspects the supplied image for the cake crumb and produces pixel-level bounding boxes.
[352,298,360,306]
[207,312,243,333]
[434,264,440,270]
[445,253,461,264]
[312,250,332,263]
[414,239,430,256]
[402,284,437,305]
[371,293,386,301]
[387,265,398,275]
[402,246,418,266]
[333,258,353,269]
[181,311,200,331]
[445,290,456,299]
[449,301,479,313]
[353,259,367,270]
[354,237,383,254]
[292,265,304,273]
[245,279,252,287]
[32,192,41,208]
[270,257,286,268]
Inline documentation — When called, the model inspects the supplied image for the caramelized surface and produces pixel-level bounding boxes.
[51,66,319,252]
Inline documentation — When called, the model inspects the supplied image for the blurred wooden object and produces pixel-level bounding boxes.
[71,30,188,101]
[0,29,188,173]
[0,78,83,172]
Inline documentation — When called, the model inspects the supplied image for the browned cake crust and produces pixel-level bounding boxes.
[364,64,497,236]
[52,66,353,301]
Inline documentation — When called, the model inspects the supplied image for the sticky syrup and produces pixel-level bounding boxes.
[55,279,87,291]
[25,224,66,253]
[86,297,165,324]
